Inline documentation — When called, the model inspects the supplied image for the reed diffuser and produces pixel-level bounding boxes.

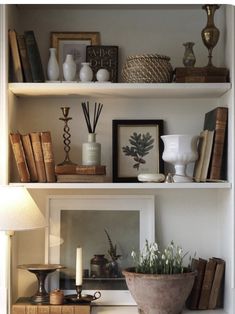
[81,101,103,166]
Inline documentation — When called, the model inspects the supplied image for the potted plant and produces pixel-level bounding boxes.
[122,240,196,314]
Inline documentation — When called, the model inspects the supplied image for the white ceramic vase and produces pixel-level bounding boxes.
[82,133,101,165]
[161,134,199,182]
[79,62,93,82]
[63,54,76,82]
[47,48,59,81]
[96,68,110,82]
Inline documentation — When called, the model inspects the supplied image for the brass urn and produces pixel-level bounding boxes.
[201,4,220,67]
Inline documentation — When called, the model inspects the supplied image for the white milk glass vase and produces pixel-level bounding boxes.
[161,134,199,183]
[79,62,93,82]
[47,48,59,81]
[63,54,76,81]
[82,133,101,166]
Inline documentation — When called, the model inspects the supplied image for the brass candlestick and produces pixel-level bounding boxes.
[58,106,77,168]
[201,4,220,67]
[65,285,101,304]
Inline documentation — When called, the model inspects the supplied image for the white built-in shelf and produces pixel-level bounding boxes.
[8,82,231,99]
[9,182,231,189]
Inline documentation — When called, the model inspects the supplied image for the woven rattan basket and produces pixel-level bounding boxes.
[122,54,173,83]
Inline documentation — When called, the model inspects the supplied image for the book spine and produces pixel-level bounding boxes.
[9,133,30,183]
[198,258,217,310]
[209,108,228,180]
[12,305,26,314]
[76,165,106,175]
[8,30,23,82]
[24,30,45,82]
[186,258,207,310]
[21,134,38,182]
[12,304,90,314]
[208,258,225,309]
[17,34,33,82]
[30,132,47,182]
[41,131,56,182]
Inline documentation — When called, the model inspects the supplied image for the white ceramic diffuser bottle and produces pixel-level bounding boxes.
[81,102,103,165]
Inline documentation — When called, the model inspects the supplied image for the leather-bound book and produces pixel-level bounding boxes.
[30,132,47,182]
[41,131,56,182]
[208,258,225,309]
[198,258,217,309]
[204,107,228,180]
[17,34,33,82]
[9,133,30,182]
[21,133,38,182]
[8,30,23,82]
[76,165,106,175]
[24,30,45,82]
[186,257,207,309]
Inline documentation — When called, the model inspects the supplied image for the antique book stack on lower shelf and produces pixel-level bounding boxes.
[187,257,225,310]
[12,298,90,314]
[10,131,56,183]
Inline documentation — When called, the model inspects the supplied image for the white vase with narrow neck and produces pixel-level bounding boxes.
[82,133,101,166]
[161,134,199,183]
[79,62,93,82]
[47,48,59,81]
[63,54,76,81]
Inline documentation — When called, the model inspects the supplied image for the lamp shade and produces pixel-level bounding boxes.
[0,186,46,231]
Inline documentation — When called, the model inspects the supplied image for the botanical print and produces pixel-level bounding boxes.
[122,132,154,170]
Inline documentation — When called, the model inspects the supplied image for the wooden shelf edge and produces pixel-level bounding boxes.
[8,82,231,98]
[9,182,231,189]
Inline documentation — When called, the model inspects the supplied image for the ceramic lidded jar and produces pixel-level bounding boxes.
[63,54,76,81]
[79,62,93,82]
[90,254,108,278]
[82,133,101,166]
[47,48,60,81]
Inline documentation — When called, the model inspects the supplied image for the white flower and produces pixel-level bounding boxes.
[131,251,136,258]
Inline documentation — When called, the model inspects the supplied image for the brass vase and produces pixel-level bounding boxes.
[201,4,220,67]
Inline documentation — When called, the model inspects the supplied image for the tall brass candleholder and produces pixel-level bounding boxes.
[57,107,77,173]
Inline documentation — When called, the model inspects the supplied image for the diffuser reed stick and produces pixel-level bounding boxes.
[81,101,103,133]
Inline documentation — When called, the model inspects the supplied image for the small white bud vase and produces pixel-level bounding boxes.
[47,48,59,81]
[96,68,110,82]
[82,133,101,166]
[79,62,93,82]
[63,54,76,81]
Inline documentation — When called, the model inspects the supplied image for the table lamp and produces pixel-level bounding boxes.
[0,186,46,314]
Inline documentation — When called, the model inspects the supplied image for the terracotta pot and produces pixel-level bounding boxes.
[122,268,196,314]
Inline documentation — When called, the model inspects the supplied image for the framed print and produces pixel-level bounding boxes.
[45,195,155,305]
[113,119,164,182]
[51,32,100,80]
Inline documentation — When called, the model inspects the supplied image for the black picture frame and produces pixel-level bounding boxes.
[112,119,164,182]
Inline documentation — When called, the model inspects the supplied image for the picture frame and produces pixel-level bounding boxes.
[45,195,155,305]
[112,119,164,182]
[51,32,100,80]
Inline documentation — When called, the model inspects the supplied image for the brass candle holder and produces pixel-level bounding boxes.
[65,285,101,304]
[57,106,77,173]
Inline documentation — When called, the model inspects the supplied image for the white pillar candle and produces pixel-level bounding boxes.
[75,247,83,286]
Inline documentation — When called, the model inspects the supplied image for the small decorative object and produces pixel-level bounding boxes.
[137,173,165,183]
[86,45,119,82]
[183,42,196,67]
[18,264,64,303]
[47,48,60,81]
[90,254,109,278]
[122,240,196,314]
[79,62,93,82]
[165,172,174,183]
[201,4,220,67]
[161,134,199,183]
[96,68,110,82]
[49,289,64,305]
[56,107,77,173]
[63,54,76,81]
[105,229,121,278]
[81,101,103,166]
[122,53,173,83]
